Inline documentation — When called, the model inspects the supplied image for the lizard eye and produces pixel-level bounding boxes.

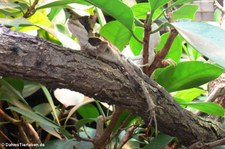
[88,37,102,46]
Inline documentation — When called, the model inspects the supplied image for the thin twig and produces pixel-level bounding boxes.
[107,112,134,144]
[23,0,39,18]
[117,124,139,149]
[0,108,21,124]
[93,107,124,148]
[143,12,152,74]
[147,29,178,75]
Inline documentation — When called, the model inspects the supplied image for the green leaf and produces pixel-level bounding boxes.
[0,2,20,9]
[0,79,28,105]
[149,0,170,13]
[129,27,144,55]
[131,3,150,19]
[22,81,40,98]
[8,106,59,128]
[42,139,93,149]
[75,118,97,130]
[84,0,134,31]
[171,0,193,7]
[37,0,88,9]
[155,33,182,62]
[34,103,52,116]
[0,17,32,28]
[155,61,224,92]
[100,21,131,50]
[181,102,225,116]
[172,21,225,68]
[143,133,174,149]
[172,4,198,20]
[41,85,60,125]
[173,88,205,102]
[77,104,99,118]
[3,77,24,94]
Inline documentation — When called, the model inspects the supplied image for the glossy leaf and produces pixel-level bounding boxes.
[143,133,174,149]
[181,102,225,116]
[77,104,99,118]
[3,77,24,94]
[131,3,162,20]
[84,0,134,31]
[129,27,144,55]
[149,0,170,13]
[100,21,131,51]
[172,21,225,68]
[172,0,193,6]
[37,0,89,9]
[172,5,198,20]
[156,61,224,92]
[173,88,205,102]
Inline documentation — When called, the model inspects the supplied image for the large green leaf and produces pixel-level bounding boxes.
[129,26,144,55]
[37,0,89,9]
[77,104,99,118]
[181,102,225,116]
[172,4,198,20]
[100,21,131,51]
[84,0,134,31]
[131,3,162,20]
[155,61,224,92]
[172,21,225,68]
[173,88,205,102]
[149,0,170,13]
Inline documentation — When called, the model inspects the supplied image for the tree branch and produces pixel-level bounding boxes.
[0,26,225,146]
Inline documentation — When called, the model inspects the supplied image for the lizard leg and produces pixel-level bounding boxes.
[140,81,158,135]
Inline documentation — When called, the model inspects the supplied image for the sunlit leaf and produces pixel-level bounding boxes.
[172,5,198,20]
[181,102,225,116]
[100,21,131,51]
[84,0,134,31]
[149,0,170,13]
[173,88,205,102]
[156,61,224,92]
[129,27,144,55]
[172,21,225,68]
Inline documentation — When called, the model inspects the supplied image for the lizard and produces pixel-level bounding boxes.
[67,14,160,129]
[66,11,193,135]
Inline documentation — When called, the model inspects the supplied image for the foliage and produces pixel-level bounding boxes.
[0,0,225,148]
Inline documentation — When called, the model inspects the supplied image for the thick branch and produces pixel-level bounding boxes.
[0,26,224,146]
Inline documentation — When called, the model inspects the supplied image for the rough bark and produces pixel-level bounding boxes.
[0,26,224,146]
